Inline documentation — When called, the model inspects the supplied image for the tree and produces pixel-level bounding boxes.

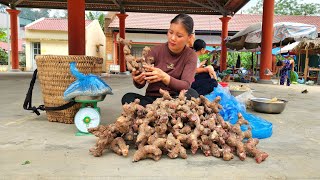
[247,0,263,14]
[0,4,6,12]
[246,0,320,15]
[226,52,258,70]
[0,29,7,42]
[18,8,50,20]
[50,10,68,18]
[0,48,8,65]
[299,3,320,15]
[86,11,105,31]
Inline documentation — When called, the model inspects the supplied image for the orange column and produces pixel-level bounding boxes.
[67,0,85,55]
[259,0,275,80]
[116,13,128,72]
[6,9,20,71]
[219,16,231,72]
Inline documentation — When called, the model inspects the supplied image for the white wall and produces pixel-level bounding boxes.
[0,13,9,28]
[25,41,31,71]
[86,20,107,71]
[41,41,69,55]
[25,30,68,41]
[25,40,68,71]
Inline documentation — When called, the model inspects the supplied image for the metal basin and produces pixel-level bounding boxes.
[230,89,247,97]
[251,98,287,114]
[74,94,106,101]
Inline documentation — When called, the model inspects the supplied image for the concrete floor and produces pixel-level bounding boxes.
[1,73,320,179]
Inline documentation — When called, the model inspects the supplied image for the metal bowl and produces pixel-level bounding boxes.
[229,89,248,97]
[74,95,106,101]
[250,98,288,114]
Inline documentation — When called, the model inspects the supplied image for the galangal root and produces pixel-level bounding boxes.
[119,37,154,72]
[88,89,268,164]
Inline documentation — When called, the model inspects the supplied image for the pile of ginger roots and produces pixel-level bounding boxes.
[88,89,268,163]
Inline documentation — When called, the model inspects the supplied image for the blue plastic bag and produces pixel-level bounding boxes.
[205,85,273,139]
[63,62,113,100]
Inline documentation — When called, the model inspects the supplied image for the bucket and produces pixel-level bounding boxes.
[36,55,103,124]
[218,82,229,87]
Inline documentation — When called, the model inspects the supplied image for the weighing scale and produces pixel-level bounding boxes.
[74,95,106,135]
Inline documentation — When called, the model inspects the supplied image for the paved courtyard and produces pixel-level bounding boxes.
[0,73,320,179]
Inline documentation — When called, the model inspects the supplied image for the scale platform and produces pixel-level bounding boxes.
[74,95,106,135]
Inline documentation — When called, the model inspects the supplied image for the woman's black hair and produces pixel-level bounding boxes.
[193,39,206,52]
[281,52,289,57]
[170,14,194,35]
[276,60,283,66]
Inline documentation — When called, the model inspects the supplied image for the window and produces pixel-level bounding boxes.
[131,46,143,58]
[32,42,41,59]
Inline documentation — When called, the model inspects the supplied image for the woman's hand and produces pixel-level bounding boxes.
[205,65,217,79]
[132,70,146,85]
[143,65,170,85]
[199,60,207,67]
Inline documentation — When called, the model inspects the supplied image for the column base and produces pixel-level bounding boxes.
[119,71,131,75]
[258,79,276,84]
[8,69,21,72]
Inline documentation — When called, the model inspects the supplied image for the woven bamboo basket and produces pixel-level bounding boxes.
[36,55,103,124]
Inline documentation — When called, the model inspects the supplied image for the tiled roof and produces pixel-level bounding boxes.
[108,13,320,33]
[0,39,24,52]
[25,18,92,31]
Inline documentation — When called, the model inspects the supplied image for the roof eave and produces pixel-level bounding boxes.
[110,27,238,36]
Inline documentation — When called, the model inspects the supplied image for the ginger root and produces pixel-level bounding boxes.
[88,124,117,157]
[133,145,162,162]
[245,138,269,163]
[119,38,154,72]
[88,89,268,163]
[110,137,129,157]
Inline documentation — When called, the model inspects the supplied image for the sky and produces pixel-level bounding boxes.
[241,0,320,11]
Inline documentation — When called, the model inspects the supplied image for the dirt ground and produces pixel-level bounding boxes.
[0,73,320,179]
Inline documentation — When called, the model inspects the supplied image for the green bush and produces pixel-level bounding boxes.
[0,28,7,42]
[227,52,257,70]
[0,48,8,65]
[199,53,213,65]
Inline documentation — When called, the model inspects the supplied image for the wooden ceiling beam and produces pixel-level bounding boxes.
[13,0,25,6]
[207,0,229,15]
[225,0,250,15]
[0,0,9,6]
[187,0,220,14]
[111,0,120,7]
[122,1,210,9]
[0,0,248,15]
[23,0,65,2]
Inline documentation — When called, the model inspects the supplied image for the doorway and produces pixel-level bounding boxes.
[31,42,41,70]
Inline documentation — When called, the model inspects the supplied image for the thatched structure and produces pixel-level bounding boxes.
[293,38,320,55]
[293,38,320,80]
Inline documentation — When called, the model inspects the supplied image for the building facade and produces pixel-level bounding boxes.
[24,18,106,71]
